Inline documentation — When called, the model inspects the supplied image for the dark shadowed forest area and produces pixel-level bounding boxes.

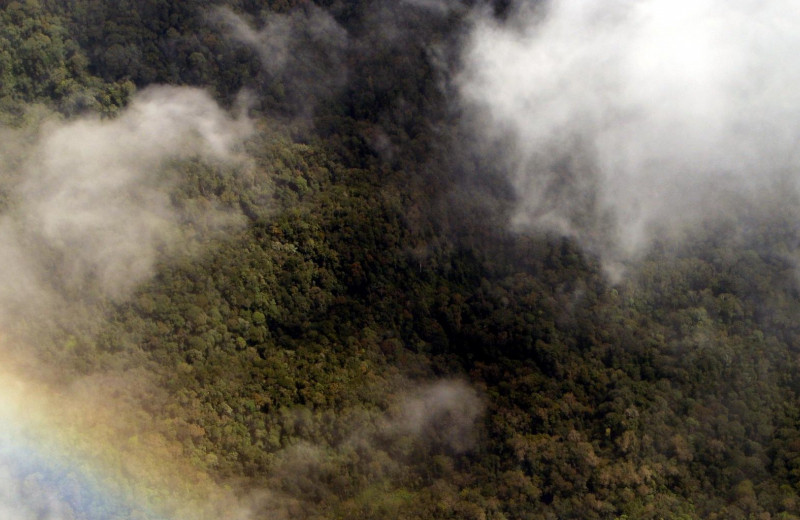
[1,1,800,519]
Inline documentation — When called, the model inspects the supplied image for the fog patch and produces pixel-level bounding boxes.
[246,379,484,518]
[213,6,349,117]
[0,85,251,310]
[388,379,484,452]
[459,0,800,277]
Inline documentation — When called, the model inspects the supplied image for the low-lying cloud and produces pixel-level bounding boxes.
[258,379,484,519]
[0,85,250,311]
[0,85,253,517]
[213,6,349,116]
[0,77,487,519]
[459,0,800,276]
[389,379,483,453]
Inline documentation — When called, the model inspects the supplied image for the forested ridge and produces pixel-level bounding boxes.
[2,1,800,519]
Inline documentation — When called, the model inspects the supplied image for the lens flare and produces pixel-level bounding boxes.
[0,340,243,520]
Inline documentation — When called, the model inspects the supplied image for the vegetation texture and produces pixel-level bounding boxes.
[2,1,800,520]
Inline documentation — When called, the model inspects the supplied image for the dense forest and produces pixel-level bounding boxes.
[1,1,800,519]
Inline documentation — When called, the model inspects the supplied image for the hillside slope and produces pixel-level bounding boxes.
[1,1,800,519]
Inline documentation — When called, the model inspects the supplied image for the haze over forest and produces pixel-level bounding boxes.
[1,0,800,519]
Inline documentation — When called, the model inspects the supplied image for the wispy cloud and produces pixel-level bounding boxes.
[212,6,349,117]
[459,0,800,276]
[0,85,250,312]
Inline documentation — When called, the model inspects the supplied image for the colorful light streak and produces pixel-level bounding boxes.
[0,349,241,520]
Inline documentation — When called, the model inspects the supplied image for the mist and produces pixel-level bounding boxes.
[0,3,508,518]
[458,0,800,276]
[0,64,487,519]
[213,5,349,117]
[0,85,253,519]
[0,85,251,318]
[258,379,484,519]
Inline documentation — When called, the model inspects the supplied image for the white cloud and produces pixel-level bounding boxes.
[459,0,800,275]
[15,85,251,300]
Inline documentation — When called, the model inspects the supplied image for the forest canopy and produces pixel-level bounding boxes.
[0,1,799,520]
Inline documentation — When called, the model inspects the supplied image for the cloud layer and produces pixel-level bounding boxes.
[0,85,253,519]
[213,6,349,116]
[459,0,800,274]
[0,85,250,310]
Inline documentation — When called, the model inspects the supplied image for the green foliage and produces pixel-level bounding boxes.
[0,0,135,115]
[7,1,800,519]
